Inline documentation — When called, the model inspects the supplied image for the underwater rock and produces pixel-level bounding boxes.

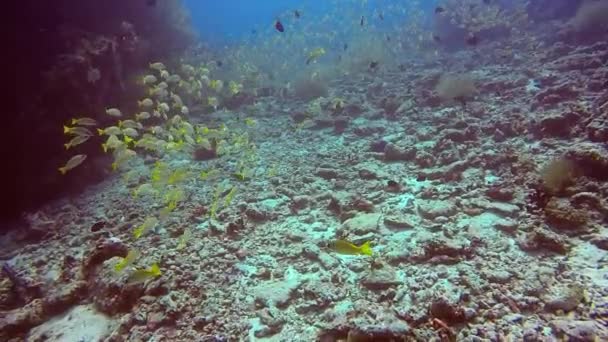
[360,265,400,290]
[565,144,608,181]
[417,199,457,220]
[532,82,579,109]
[544,197,588,231]
[316,168,340,180]
[26,304,113,342]
[550,319,607,342]
[223,92,255,110]
[353,125,385,137]
[418,160,468,181]
[543,284,585,312]
[384,143,416,162]
[340,213,381,236]
[485,186,515,202]
[429,297,466,324]
[254,307,285,337]
[539,112,581,137]
[440,128,476,143]
[254,278,299,309]
[586,116,608,142]
[412,237,474,264]
[492,218,518,234]
[518,228,570,254]
[466,198,520,218]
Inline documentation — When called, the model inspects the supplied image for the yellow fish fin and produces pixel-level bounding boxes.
[359,241,373,256]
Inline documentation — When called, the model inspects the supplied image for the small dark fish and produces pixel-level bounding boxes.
[369,61,379,69]
[275,20,284,32]
[343,43,348,51]
[379,12,384,20]
[146,0,156,7]
[251,29,257,34]
[433,34,442,42]
[294,10,301,18]
[465,33,479,46]
[360,16,365,26]
[216,60,223,67]
[386,35,391,42]
[435,6,445,14]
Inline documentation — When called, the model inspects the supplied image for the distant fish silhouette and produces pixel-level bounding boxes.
[275,20,284,32]
[435,6,445,14]
[294,10,301,18]
[360,16,365,26]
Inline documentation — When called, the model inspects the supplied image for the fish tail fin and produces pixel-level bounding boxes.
[64,143,70,150]
[360,241,373,256]
[97,128,104,136]
[63,125,70,134]
[150,263,161,276]
[58,167,67,175]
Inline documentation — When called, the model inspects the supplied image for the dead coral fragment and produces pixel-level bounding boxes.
[544,197,588,231]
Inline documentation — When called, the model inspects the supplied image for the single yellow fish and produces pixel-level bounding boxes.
[331,240,373,256]
[114,249,140,272]
[64,125,93,136]
[133,216,159,239]
[58,154,87,175]
[71,117,98,126]
[127,263,162,284]
[64,134,91,149]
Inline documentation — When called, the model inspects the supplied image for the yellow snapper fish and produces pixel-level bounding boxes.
[160,69,170,80]
[208,96,219,109]
[121,127,139,138]
[71,117,98,126]
[105,108,122,117]
[149,62,166,71]
[64,134,91,149]
[306,47,326,65]
[209,79,223,92]
[118,120,143,130]
[97,126,122,136]
[133,216,159,239]
[64,126,93,136]
[141,74,158,85]
[58,154,87,174]
[111,148,137,171]
[135,111,151,121]
[127,263,162,284]
[331,240,373,256]
[102,134,123,152]
[138,98,154,108]
[114,249,140,272]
